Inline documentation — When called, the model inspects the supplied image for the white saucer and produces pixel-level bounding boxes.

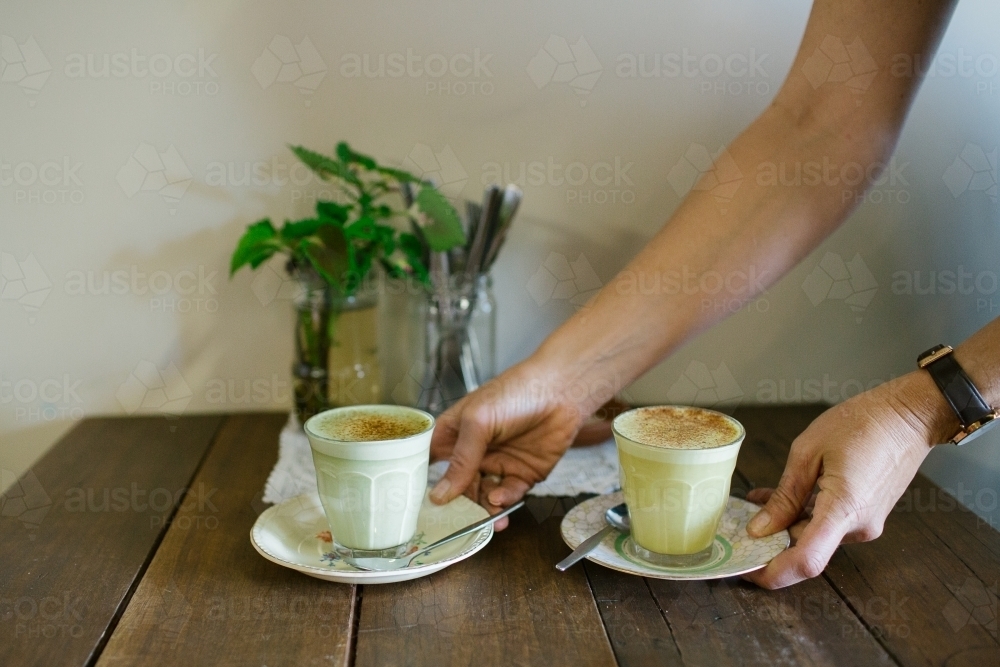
[560,491,789,580]
[251,491,492,584]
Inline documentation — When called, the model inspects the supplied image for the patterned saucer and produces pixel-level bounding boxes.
[560,491,789,580]
[251,491,492,584]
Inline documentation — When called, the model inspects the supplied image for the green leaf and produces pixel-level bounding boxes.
[303,225,350,289]
[290,145,360,187]
[230,219,281,276]
[414,186,465,251]
[335,142,377,170]
[380,235,429,285]
[280,218,324,241]
[344,215,378,242]
[315,200,350,222]
[375,165,420,182]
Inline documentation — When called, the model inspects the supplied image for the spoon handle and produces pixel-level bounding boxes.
[555,525,615,572]
[409,500,525,562]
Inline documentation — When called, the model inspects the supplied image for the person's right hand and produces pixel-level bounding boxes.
[428,359,592,530]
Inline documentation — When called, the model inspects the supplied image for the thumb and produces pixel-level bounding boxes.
[429,407,493,505]
[747,454,818,538]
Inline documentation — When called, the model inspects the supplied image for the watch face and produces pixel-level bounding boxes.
[954,418,999,445]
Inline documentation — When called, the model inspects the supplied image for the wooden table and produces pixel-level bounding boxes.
[2,407,998,666]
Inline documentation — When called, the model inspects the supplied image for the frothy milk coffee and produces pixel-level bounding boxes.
[613,406,744,567]
[304,405,435,558]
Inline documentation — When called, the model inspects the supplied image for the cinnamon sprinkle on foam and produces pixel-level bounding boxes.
[616,406,740,449]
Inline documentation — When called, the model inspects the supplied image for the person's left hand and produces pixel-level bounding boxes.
[742,372,945,589]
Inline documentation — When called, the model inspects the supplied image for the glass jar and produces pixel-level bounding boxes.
[291,270,381,425]
[292,270,332,425]
[416,273,496,415]
[327,282,381,407]
[468,274,496,382]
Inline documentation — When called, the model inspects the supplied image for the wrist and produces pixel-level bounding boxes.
[890,369,959,447]
[528,337,626,418]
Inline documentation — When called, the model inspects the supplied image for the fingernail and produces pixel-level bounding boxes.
[487,490,503,506]
[748,509,771,536]
[430,479,451,504]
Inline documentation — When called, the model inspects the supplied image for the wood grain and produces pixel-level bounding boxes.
[6,407,999,667]
[736,406,1000,666]
[95,413,357,667]
[0,415,225,667]
[577,406,893,666]
[354,495,617,667]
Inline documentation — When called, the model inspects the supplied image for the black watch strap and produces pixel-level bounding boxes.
[917,345,993,427]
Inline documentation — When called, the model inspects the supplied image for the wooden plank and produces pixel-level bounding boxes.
[354,495,617,667]
[902,474,1000,587]
[573,407,893,666]
[735,406,1000,665]
[733,405,826,491]
[95,413,357,667]
[644,576,893,667]
[0,415,225,667]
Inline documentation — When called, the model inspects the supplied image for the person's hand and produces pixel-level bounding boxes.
[428,359,598,530]
[743,371,947,588]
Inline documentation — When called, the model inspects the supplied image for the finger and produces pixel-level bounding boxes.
[744,508,849,589]
[748,488,815,526]
[747,450,819,538]
[464,471,482,504]
[430,406,492,505]
[746,488,773,505]
[429,400,463,462]
[786,518,809,543]
[479,474,502,509]
[804,493,818,513]
[487,476,532,508]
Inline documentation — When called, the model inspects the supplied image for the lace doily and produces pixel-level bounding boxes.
[261,414,620,506]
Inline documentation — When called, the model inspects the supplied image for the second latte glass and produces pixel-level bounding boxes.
[613,406,745,567]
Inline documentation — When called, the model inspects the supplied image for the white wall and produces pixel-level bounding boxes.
[2,0,999,527]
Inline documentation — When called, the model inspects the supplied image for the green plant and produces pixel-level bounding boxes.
[229,142,466,421]
[229,141,464,293]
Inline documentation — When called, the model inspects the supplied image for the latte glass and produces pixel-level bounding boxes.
[613,406,744,567]
[304,405,435,560]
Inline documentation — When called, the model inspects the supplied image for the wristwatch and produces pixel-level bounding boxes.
[917,344,1000,445]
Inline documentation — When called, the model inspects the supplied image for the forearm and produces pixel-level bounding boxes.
[534,105,899,413]
[528,0,957,416]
